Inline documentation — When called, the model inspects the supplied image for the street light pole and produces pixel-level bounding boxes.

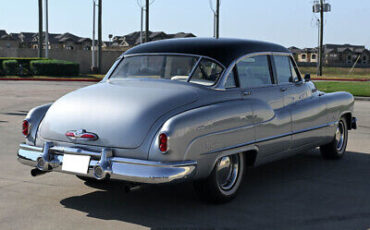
[98,0,102,73]
[92,0,96,72]
[145,0,149,43]
[38,0,43,57]
[45,0,49,58]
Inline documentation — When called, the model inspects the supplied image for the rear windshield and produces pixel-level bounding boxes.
[109,55,223,86]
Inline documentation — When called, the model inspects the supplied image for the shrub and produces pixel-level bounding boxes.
[0,57,46,76]
[30,59,79,76]
[2,60,19,75]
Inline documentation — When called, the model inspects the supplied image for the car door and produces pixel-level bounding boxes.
[235,54,291,158]
[272,54,328,150]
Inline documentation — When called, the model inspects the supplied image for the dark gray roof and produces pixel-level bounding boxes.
[125,38,289,67]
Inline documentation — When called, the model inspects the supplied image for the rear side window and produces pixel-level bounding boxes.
[274,55,300,83]
[190,59,223,86]
[236,55,272,88]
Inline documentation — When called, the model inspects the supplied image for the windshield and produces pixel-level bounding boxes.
[109,55,224,86]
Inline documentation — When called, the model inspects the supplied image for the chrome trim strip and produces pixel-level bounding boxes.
[188,57,202,80]
[203,121,337,155]
[123,53,226,69]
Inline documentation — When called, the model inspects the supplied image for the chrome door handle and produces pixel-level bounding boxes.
[280,87,287,92]
[242,91,251,96]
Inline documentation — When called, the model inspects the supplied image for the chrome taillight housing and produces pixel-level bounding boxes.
[22,120,30,136]
[159,133,168,153]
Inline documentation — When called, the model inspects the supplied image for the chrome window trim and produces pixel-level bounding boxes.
[217,52,285,90]
[108,53,225,87]
[122,53,226,69]
[270,53,303,85]
[216,52,278,90]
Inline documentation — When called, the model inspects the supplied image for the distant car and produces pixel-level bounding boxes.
[18,38,357,203]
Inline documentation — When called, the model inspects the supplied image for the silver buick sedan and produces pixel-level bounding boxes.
[18,38,357,203]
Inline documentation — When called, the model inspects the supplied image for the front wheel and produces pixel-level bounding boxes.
[320,117,348,159]
[193,152,245,203]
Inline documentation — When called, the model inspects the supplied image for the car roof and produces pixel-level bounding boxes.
[124,37,290,67]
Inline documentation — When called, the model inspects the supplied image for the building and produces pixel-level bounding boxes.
[289,47,318,63]
[289,44,370,66]
[324,44,369,65]
[0,30,92,50]
[0,30,18,48]
[0,30,196,52]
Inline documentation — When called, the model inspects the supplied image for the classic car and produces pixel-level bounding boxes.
[18,38,357,203]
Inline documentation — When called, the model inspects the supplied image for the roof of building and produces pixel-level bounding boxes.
[0,30,7,37]
[125,38,289,67]
[0,34,16,40]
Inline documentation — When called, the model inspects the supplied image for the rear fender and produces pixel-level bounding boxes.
[24,103,52,145]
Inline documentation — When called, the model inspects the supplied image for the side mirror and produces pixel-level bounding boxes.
[304,74,311,82]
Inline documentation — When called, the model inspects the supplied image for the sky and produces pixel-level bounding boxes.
[1,0,369,49]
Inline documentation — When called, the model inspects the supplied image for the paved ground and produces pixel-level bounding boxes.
[0,81,369,230]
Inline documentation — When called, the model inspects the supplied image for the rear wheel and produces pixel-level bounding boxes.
[193,152,245,203]
[320,117,348,159]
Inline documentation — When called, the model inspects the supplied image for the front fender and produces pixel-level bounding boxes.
[24,103,52,145]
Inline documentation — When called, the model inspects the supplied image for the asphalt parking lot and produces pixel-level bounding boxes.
[0,81,369,230]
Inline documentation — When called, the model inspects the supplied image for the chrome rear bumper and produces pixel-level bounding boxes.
[17,143,197,184]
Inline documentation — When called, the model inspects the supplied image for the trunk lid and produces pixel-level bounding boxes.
[39,80,198,148]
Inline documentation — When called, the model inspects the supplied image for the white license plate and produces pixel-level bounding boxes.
[62,154,91,174]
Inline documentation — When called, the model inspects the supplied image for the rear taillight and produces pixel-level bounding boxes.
[159,133,168,152]
[22,120,29,136]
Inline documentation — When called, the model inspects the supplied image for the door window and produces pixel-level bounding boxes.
[274,55,301,83]
[236,55,272,88]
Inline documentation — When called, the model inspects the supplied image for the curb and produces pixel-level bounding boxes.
[0,78,100,82]
[355,97,370,101]
[312,78,369,82]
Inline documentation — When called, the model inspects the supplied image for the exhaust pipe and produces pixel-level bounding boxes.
[31,168,48,177]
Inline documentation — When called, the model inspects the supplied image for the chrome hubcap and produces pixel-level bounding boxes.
[216,155,240,191]
[336,121,345,151]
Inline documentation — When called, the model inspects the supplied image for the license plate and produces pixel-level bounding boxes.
[62,154,91,174]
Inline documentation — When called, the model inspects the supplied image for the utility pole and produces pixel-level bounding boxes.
[210,0,220,38]
[92,0,97,72]
[140,6,144,43]
[98,0,102,73]
[313,0,331,76]
[316,19,320,76]
[45,0,49,58]
[38,0,43,58]
[145,0,149,43]
[319,0,324,76]
[215,0,220,38]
